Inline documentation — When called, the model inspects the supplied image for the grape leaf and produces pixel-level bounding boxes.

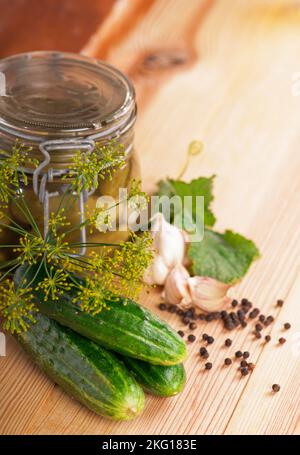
[156,176,216,228]
[188,229,260,284]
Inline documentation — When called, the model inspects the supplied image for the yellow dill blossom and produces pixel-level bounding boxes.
[48,209,71,237]
[108,232,153,300]
[0,280,37,334]
[44,237,73,263]
[36,267,72,301]
[128,179,148,201]
[63,141,125,193]
[0,142,36,205]
[95,141,125,182]
[74,277,111,316]
[13,234,44,265]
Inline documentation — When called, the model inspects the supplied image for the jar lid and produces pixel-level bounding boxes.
[0,51,136,139]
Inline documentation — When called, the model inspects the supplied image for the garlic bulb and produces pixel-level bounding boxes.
[143,254,169,286]
[162,264,192,306]
[151,213,186,268]
[188,276,231,312]
[143,213,187,285]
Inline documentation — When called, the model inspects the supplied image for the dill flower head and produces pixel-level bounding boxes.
[13,234,44,265]
[36,267,72,301]
[0,280,38,334]
[74,277,111,316]
[0,142,36,205]
[48,209,71,237]
[64,141,125,194]
[108,232,153,300]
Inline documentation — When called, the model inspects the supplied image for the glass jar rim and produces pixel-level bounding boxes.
[0,51,136,141]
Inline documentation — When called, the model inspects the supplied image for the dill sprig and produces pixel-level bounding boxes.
[0,141,152,333]
[0,280,37,333]
[63,141,125,193]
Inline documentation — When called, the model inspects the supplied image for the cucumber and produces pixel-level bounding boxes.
[15,264,187,366]
[122,357,186,397]
[17,312,145,420]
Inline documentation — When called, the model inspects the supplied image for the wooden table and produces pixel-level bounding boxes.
[1,0,300,435]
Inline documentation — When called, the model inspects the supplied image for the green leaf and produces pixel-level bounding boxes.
[156,176,216,228]
[188,229,260,284]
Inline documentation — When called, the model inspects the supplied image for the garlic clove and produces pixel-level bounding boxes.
[188,276,231,312]
[151,213,186,268]
[143,254,170,286]
[163,264,192,306]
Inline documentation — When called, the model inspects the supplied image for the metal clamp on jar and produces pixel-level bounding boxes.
[0,51,139,258]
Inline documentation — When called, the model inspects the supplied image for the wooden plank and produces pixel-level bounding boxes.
[1,0,300,434]
[225,272,300,435]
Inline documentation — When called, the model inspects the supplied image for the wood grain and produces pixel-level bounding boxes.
[1,0,300,435]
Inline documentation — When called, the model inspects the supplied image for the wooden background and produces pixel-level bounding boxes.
[1,0,300,435]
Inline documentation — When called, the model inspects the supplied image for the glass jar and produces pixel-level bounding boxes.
[0,51,139,258]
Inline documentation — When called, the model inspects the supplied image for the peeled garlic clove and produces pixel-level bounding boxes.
[163,264,192,306]
[143,254,170,286]
[151,213,186,268]
[188,276,231,312]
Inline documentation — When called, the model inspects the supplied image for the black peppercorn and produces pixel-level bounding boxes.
[265,335,271,342]
[207,336,214,345]
[182,317,190,325]
[249,308,260,319]
[224,358,232,366]
[159,303,167,311]
[231,299,238,308]
[254,331,262,339]
[202,333,209,341]
[241,321,247,328]
[169,305,177,313]
[272,384,280,392]
[243,351,250,359]
[199,347,207,356]
[241,367,249,376]
[284,323,291,330]
[237,309,245,320]
[189,322,197,330]
[278,337,286,345]
[255,323,263,332]
[224,322,235,331]
[235,351,243,358]
[277,300,284,307]
[221,311,228,319]
[225,338,232,347]
[205,362,212,370]
[178,330,185,338]
[259,315,265,323]
[188,334,196,342]
[202,352,209,359]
